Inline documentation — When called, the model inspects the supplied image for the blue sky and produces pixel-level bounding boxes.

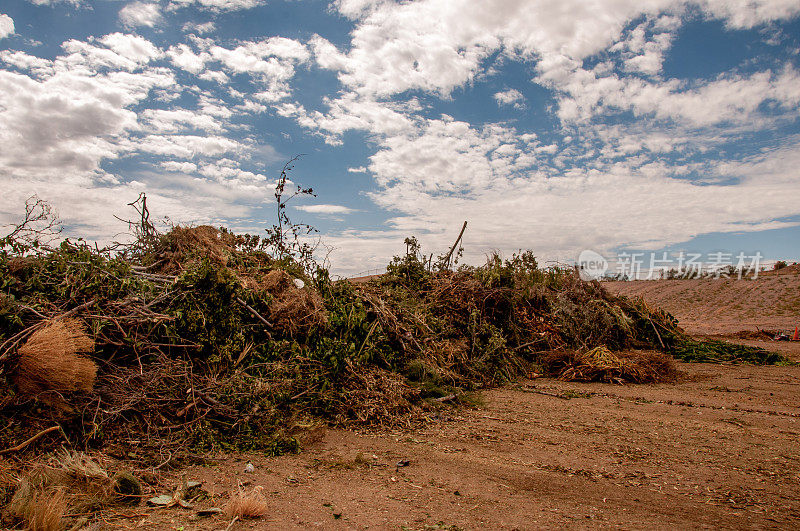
[1,0,799,276]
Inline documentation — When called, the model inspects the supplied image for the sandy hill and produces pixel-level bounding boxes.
[604,272,800,335]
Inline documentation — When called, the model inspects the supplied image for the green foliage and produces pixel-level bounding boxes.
[385,236,428,287]
[168,260,247,368]
[671,339,789,364]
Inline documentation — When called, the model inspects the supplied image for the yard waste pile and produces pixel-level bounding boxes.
[0,198,783,473]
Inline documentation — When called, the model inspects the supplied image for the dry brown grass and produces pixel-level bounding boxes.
[158,225,237,272]
[11,485,67,531]
[6,451,142,528]
[13,319,97,401]
[224,485,269,520]
[337,366,420,425]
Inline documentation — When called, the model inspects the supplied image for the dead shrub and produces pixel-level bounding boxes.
[224,485,269,519]
[13,319,97,405]
[154,225,238,273]
[544,347,677,384]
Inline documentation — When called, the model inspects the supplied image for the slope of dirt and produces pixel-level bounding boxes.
[114,362,800,530]
[604,274,800,335]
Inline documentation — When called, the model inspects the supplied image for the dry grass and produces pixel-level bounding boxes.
[6,451,139,528]
[157,225,238,273]
[337,366,420,425]
[224,485,269,520]
[13,319,97,401]
[10,484,67,531]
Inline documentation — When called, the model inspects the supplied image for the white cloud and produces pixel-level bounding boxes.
[0,31,286,244]
[119,2,163,29]
[141,108,225,133]
[205,37,309,101]
[700,0,800,29]
[166,43,209,74]
[26,0,84,7]
[6,0,800,275]
[167,0,264,12]
[274,94,416,145]
[0,14,13,40]
[543,62,800,126]
[295,204,355,214]
[182,21,216,35]
[493,88,524,109]
[160,161,198,173]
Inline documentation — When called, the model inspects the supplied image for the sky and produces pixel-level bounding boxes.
[1,0,799,277]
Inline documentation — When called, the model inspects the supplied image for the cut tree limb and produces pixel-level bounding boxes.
[442,221,468,269]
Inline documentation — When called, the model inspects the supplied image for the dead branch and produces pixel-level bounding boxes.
[0,425,62,454]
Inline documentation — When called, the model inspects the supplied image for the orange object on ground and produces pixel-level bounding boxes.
[793,327,799,341]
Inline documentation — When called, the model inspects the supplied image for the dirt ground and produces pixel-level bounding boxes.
[604,274,800,336]
[76,273,800,529]
[98,359,800,530]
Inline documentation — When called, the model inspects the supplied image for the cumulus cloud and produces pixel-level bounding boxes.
[0,14,13,40]
[119,2,163,29]
[0,30,291,242]
[26,0,84,7]
[281,0,800,274]
[5,0,800,275]
[493,88,524,109]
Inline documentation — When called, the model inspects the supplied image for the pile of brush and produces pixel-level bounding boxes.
[0,218,784,472]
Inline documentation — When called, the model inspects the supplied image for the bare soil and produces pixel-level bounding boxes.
[603,274,800,336]
[97,273,800,530]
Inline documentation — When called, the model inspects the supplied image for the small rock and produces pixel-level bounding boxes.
[396,459,410,468]
[244,461,255,473]
[148,494,174,506]
[293,278,305,289]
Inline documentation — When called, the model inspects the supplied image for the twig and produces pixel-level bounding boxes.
[0,425,61,454]
[225,515,239,531]
[648,317,665,349]
[356,320,379,358]
[235,297,272,327]
[433,394,456,403]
